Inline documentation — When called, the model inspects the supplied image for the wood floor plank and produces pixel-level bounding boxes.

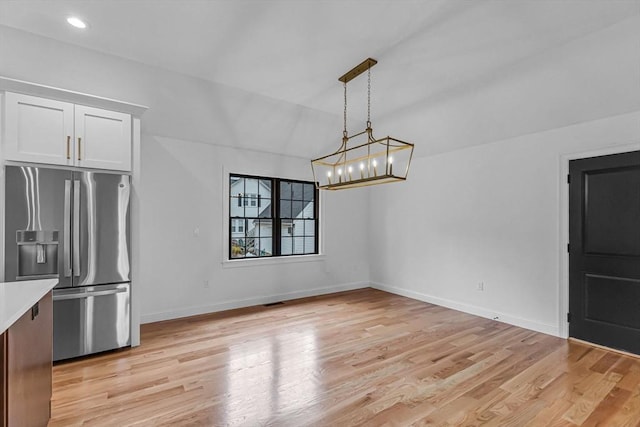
[49,288,640,426]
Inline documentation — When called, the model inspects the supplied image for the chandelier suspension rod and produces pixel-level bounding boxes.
[367,65,371,128]
[343,81,348,141]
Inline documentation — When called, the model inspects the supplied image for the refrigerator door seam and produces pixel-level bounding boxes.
[73,179,81,279]
[53,288,127,300]
[63,180,72,277]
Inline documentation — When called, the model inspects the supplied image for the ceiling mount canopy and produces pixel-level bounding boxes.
[311,58,414,190]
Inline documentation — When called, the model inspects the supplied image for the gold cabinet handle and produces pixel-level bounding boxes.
[77,137,82,161]
[66,136,71,160]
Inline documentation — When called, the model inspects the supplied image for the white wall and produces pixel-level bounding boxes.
[368,12,640,338]
[138,135,369,322]
[0,26,370,324]
[370,111,640,336]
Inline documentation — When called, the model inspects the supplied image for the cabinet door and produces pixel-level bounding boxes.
[74,105,132,171]
[7,291,53,427]
[3,92,74,166]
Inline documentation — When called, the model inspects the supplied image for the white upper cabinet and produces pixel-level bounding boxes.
[74,105,131,171]
[3,93,74,166]
[2,92,132,172]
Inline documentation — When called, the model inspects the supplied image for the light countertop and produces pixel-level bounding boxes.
[0,278,58,334]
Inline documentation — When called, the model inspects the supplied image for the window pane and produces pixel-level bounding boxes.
[301,201,314,219]
[304,220,315,237]
[257,238,272,256]
[293,237,305,254]
[245,178,259,195]
[245,236,257,257]
[230,176,244,193]
[281,237,293,255]
[304,237,315,253]
[256,220,272,238]
[292,201,303,218]
[280,200,291,218]
[291,183,303,200]
[259,179,271,198]
[258,195,272,218]
[280,181,292,199]
[303,183,315,202]
[231,238,245,258]
[245,219,257,236]
[245,206,259,217]
[231,219,246,238]
[292,219,304,236]
[230,197,244,217]
[281,220,293,237]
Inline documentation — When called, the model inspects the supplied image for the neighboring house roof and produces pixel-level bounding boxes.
[258,204,271,219]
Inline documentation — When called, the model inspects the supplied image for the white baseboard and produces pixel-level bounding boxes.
[140,281,369,324]
[371,282,560,337]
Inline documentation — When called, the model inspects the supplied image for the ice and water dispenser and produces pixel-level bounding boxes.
[16,230,59,279]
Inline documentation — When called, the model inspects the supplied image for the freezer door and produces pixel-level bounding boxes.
[74,172,130,287]
[52,283,130,361]
[4,166,73,288]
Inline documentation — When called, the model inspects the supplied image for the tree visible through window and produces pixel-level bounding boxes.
[229,174,318,259]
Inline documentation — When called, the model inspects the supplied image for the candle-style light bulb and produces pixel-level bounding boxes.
[388,156,393,175]
[372,159,378,177]
[348,166,353,181]
[337,168,343,183]
[327,170,332,185]
[359,162,365,179]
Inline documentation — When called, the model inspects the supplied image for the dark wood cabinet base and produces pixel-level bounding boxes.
[1,291,52,427]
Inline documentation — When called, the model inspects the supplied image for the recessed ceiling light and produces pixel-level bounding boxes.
[67,16,87,29]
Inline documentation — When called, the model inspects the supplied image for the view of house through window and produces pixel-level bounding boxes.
[229,174,318,259]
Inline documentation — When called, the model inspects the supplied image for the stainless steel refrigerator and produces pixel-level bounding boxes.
[4,165,131,361]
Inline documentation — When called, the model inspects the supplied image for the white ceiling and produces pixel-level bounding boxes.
[0,0,638,156]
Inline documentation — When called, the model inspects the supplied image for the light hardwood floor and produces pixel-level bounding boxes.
[50,289,640,426]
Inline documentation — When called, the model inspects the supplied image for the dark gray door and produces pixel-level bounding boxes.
[569,150,640,354]
[74,171,130,287]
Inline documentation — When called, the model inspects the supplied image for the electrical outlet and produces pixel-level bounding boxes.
[477,282,484,291]
[203,279,209,288]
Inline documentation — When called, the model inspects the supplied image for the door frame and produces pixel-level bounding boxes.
[559,142,640,339]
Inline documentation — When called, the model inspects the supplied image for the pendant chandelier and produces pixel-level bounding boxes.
[311,58,414,190]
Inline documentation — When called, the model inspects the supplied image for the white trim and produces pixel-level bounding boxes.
[371,282,560,337]
[0,76,148,116]
[130,117,141,347]
[0,93,5,281]
[221,165,325,265]
[141,281,367,324]
[558,142,640,339]
[2,160,132,175]
[223,253,325,268]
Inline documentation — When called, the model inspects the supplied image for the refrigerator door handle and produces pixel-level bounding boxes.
[53,288,127,301]
[73,179,81,277]
[63,180,72,277]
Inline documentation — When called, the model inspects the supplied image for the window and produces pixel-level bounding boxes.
[229,174,318,259]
